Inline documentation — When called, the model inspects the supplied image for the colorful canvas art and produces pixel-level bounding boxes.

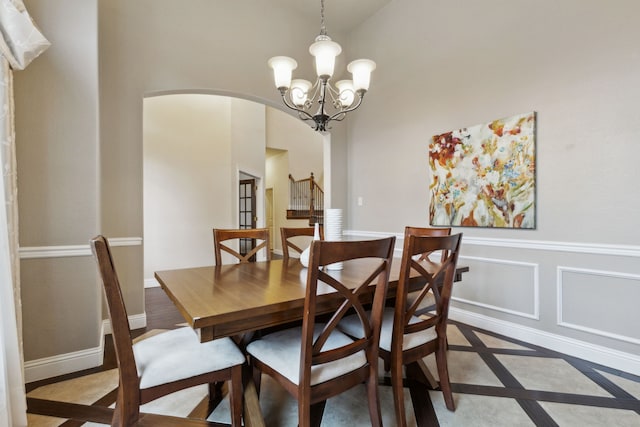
[429,112,536,228]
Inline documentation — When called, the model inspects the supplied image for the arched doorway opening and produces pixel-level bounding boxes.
[142,93,323,284]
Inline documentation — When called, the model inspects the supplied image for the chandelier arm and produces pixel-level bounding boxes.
[279,90,315,121]
[327,112,346,122]
[326,92,365,122]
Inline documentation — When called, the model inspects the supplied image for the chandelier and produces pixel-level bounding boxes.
[267,0,376,132]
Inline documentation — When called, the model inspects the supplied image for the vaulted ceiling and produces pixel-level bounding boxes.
[271,0,391,34]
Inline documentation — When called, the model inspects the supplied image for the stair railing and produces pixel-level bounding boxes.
[288,173,324,224]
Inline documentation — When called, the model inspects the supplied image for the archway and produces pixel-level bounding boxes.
[142,93,323,284]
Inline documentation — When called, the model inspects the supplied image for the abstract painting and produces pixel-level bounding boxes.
[429,112,536,228]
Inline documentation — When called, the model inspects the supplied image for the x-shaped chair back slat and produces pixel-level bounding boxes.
[213,228,270,265]
[301,238,395,373]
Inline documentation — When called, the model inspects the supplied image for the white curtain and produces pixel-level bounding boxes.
[0,0,50,425]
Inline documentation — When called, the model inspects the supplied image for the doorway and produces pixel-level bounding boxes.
[239,178,257,260]
[265,188,274,252]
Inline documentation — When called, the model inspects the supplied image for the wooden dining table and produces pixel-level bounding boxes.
[155,258,469,426]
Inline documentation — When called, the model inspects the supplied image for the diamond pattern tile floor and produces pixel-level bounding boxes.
[25,289,640,426]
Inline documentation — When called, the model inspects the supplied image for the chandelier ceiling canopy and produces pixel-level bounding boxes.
[268,0,376,132]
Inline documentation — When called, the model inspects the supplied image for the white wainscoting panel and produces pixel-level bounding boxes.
[454,256,539,320]
[557,266,640,345]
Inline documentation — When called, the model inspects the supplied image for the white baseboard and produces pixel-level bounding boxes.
[144,278,160,288]
[24,322,107,384]
[102,313,147,335]
[24,313,147,383]
[450,307,640,376]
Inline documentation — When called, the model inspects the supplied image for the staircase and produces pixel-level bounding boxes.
[287,173,323,226]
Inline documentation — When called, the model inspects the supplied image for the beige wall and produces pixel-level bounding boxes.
[16,0,100,364]
[143,94,233,280]
[15,0,640,380]
[345,0,640,369]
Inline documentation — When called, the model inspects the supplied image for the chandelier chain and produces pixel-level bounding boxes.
[319,0,326,36]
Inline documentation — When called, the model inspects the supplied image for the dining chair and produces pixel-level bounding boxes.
[246,237,396,427]
[90,235,245,426]
[408,227,451,316]
[280,226,324,262]
[213,227,270,265]
[339,228,463,426]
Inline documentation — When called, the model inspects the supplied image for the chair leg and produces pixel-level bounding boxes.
[112,389,139,427]
[299,400,311,427]
[252,365,262,395]
[309,401,326,427]
[208,381,225,402]
[390,361,407,427]
[228,366,244,427]
[365,365,383,427]
[435,344,455,411]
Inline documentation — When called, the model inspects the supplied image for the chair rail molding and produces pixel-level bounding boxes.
[344,230,640,258]
[19,237,143,259]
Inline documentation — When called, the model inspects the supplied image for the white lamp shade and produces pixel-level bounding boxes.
[347,59,376,91]
[335,80,355,107]
[309,39,342,78]
[290,79,312,107]
[268,56,298,90]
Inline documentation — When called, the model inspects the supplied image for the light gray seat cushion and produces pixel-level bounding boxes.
[246,324,367,386]
[339,307,437,352]
[133,327,245,390]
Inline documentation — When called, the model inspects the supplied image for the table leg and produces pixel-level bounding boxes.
[407,360,439,390]
[242,367,266,427]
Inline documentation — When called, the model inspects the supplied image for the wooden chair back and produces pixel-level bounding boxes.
[280,226,324,261]
[91,235,244,426]
[301,237,395,423]
[90,236,141,423]
[397,229,462,332]
[390,228,462,422]
[248,237,396,426]
[213,228,270,265]
[415,227,451,261]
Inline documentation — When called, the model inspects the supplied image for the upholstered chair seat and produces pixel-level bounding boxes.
[134,327,245,390]
[339,307,437,353]
[246,324,367,386]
